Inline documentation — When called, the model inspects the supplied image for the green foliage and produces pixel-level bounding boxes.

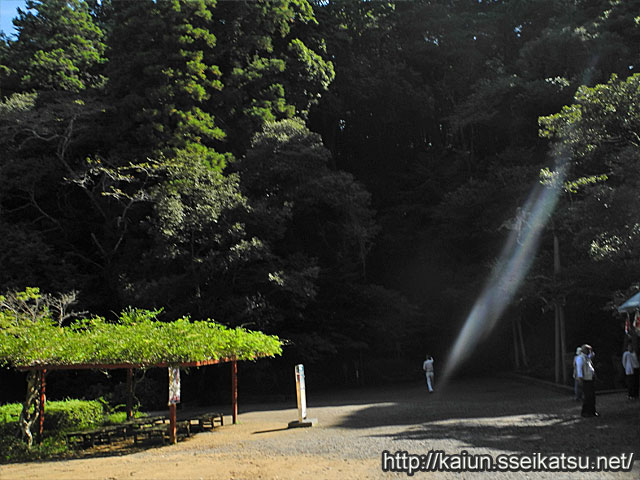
[43,399,105,431]
[538,73,640,270]
[105,0,224,159]
[0,290,282,368]
[1,0,106,93]
[540,167,608,193]
[240,118,378,279]
[151,154,249,262]
[1,398,105,431]
[540,73,640,163]
[120,151,261,319]
[104,410,144,425]
[0,430,68,464]
[0,92,37,115]
[2,0,637,385]
[0,403,22,424]
[229,118,382,357]
[210,0,334,153]
[0,398,107,463]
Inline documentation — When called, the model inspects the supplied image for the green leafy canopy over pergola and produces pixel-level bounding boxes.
[0,288,282,368]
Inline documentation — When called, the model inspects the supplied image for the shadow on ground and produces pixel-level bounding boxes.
[336,377,640,457]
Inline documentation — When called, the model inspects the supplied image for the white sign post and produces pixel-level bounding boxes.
[295,364,307,421]
[288,364,317,428]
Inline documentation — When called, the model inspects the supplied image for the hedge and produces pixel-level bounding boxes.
[0,399,106,432]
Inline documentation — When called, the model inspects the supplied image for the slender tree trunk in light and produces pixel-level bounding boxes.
[513,318,520,369]
[517,314,528,367]
[553,233,567,384]
[19,371,41,448]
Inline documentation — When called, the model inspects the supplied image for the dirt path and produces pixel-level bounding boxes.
[1,376,639,480]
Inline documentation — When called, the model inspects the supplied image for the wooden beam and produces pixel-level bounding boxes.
[126,368,134,420]
[38,369,46,444]
[168,403,177,444]
[17,357,239,372]
[231,360,237,425]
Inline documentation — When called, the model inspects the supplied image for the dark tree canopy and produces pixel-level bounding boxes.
[1,0,638,393]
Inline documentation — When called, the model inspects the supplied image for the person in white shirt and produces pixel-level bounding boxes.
[572,346,583,401]
[423,355,434,393]
[622,344,639,399]
[576,344,598,417]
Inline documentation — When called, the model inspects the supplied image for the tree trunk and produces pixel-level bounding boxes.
[512,318,520,369]
[19,371,41,448]
[555,306,561,384]
[553,233,567,384]
[517,314,528,367]
[559,305,567,385]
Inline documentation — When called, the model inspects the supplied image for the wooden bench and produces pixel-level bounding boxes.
[66,425,128,448]
[97,424,129,443]
[133,425,168,445]
[132,420,191,445]
[66,417,164,448]
[66,414,207,448]
[66,429,99,448]
[123,415,167,427]
[188,412,224,432]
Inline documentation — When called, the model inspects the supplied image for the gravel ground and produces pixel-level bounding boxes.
[1,376,639,480]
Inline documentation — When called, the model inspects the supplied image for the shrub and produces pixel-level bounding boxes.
[44,399,105,432]
[0,433,68,464]
[0,403,22,424]
[0,402,74,464]
[0,399,106,433]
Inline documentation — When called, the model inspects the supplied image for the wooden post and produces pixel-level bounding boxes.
[126,368,133,420]
[169,403,177,444]
[231,359,237,425]
[512,318,520,369]
[38,369,46,444]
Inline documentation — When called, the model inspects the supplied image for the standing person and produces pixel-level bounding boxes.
[572,346,583,401]
[576,344,598,417]
[423,355,435,393]
[622,344,640,399]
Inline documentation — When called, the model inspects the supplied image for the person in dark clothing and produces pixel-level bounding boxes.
[576,344,598,417]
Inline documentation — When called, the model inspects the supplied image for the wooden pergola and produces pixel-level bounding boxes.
[18,357,242,444]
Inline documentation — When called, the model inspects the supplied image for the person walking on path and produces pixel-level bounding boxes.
[573,346,583,401]
[576,344,598,417]
[423,355,435,393]
[622,343,639,399]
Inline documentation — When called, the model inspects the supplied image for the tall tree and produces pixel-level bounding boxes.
[234,118,403,366]
[209,0,334,155]
[539,73,640,276]
[0,0,106,94]
[104,0,225,165]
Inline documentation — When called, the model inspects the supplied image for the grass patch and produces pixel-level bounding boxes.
[104,410,145,425]
[0,403,22,424]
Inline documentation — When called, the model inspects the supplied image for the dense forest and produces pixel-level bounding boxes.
[1,0,639,404]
